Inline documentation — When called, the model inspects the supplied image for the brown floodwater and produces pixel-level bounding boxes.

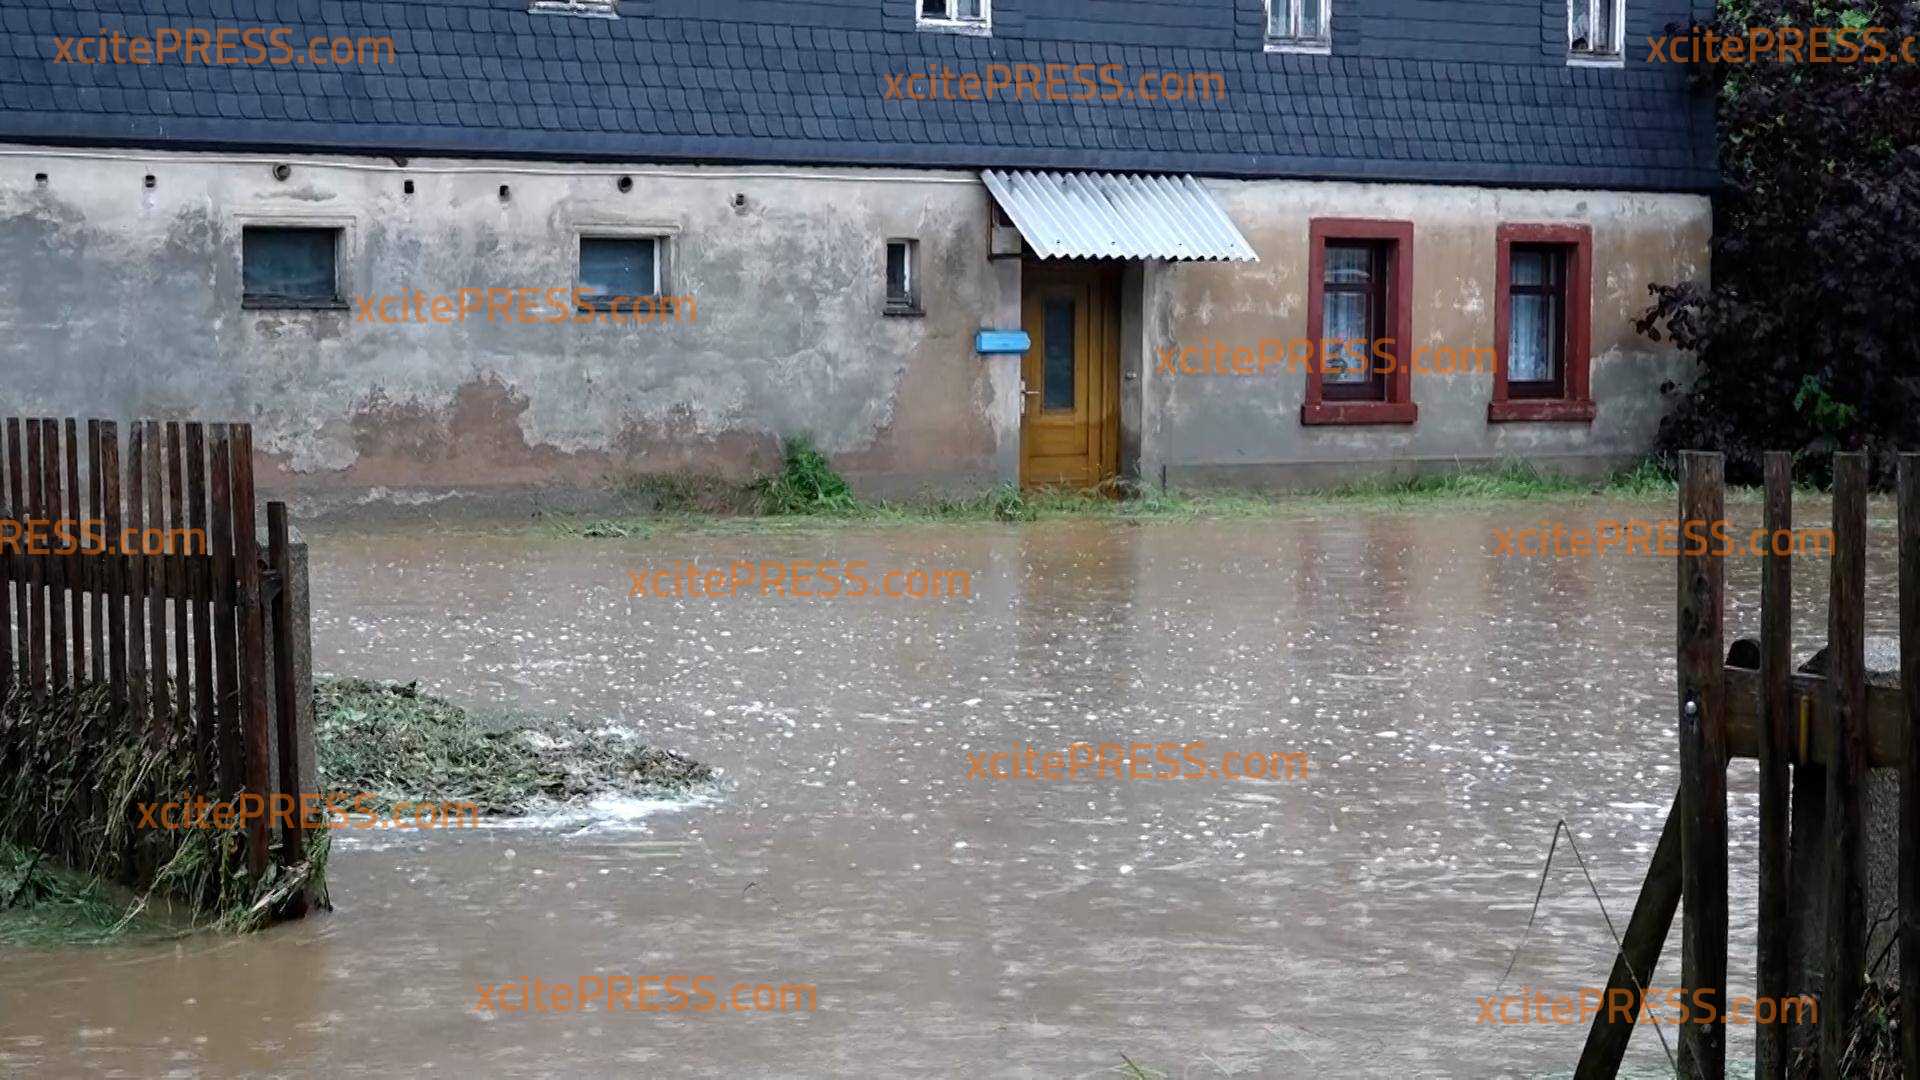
[1,500,1893,1078]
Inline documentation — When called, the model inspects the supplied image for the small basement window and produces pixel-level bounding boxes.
[884,239,921,315]
[578,236,662,310]
[918,0,989,34]
[242,226,343,308]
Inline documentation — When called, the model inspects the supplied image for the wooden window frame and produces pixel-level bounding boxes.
[1491,223,1595,423]
[917,0,990,35]
[1568,0,1625,61]
[1265,0,1331,52]
[1302,218,1416,427]
[575,231,669,314]
[239,222,349,311]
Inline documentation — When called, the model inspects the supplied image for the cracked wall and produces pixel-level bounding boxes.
[0,149,1007,506]
[1143,179,1711,487]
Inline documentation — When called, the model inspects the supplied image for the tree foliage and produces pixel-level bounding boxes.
[1637,0,1920,484]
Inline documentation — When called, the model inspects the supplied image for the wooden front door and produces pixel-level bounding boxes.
[1019,261,1120,489]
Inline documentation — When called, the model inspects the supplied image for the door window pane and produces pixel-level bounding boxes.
[1043,298,1075,411]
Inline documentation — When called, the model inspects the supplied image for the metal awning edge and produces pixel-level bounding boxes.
[982,169,1258,263]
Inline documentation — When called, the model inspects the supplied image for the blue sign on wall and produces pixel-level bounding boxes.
[975,330,1031,355]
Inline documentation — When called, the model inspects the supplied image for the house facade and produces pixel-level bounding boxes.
[0,0,1714,503]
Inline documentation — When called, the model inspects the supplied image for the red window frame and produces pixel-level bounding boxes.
[1302,218,1416,426]
[1491,223,1595,423]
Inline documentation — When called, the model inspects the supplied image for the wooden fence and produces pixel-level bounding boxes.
[1575,450,1920,1080]
[0,418,305,879]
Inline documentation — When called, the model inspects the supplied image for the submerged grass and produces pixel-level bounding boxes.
[538,452,1701,538]
[0,681,330,947]
[2,675,709,948]
[1790,977,1898,1079]
[315,677,715,816]
[0,838,154,947]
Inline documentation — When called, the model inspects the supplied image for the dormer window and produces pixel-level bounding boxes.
[1266,0,1330,52]
[918,0,989,35]
[530,0,619,18]
[1569,0,1623,59]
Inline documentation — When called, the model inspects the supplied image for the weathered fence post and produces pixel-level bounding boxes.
[1821,452,1868,1080]
[5,420,24,696]
[1899,452,1920,1080]
[1677,450,1728,1079]
[1757,452,1794,1080]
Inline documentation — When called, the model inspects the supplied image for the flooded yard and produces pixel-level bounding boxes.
[0,500,1885,1078]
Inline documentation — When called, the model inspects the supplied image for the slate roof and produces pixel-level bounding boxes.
[0,0,1717,192]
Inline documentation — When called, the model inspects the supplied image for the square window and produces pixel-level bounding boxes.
[1302,219,1416,426]
[242,226,341,308]
[884,239,921,315]
[1570,0,1623,57]
[579,236,661,309]
[1267,0,1330,49]
[1492,224,1595,423]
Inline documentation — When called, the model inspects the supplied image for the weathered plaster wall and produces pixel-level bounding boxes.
[1142,180,1711,488]
[0,146,1007,508]
[0,147,1706,505]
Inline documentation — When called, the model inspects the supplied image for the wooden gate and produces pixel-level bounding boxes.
[1577,450,1920,1080]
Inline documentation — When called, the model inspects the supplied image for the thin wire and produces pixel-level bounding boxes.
[1491,818,1678,1073]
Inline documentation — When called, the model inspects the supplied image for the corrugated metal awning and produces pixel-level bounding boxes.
[982,170,1258,262]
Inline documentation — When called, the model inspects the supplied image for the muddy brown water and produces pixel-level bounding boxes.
[0,502,1890,1078]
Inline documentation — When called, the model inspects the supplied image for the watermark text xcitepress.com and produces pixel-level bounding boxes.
[1157,338,1493,378]
[1492,518,1834,558]
[884,63,1224,103]
[628,561,970,600]
[474,975,816,1015]
[54,27,395,66]
[136,792,479,831]
[0,517,204,556]
[1476,987,1816,1026]
[356,289,695,327]
[968,741,1308,781]
[1646,26,1915,64]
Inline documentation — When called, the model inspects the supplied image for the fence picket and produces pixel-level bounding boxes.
[42,420,67,692]
[65,419,84,691]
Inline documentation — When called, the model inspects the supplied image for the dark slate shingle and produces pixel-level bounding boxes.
[0,0,1714,191]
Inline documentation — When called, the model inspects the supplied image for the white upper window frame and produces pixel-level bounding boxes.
[1265,0,1331,55]
[529,0,620,18]
[1568,0,1626,65]
[916,0,991,36]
